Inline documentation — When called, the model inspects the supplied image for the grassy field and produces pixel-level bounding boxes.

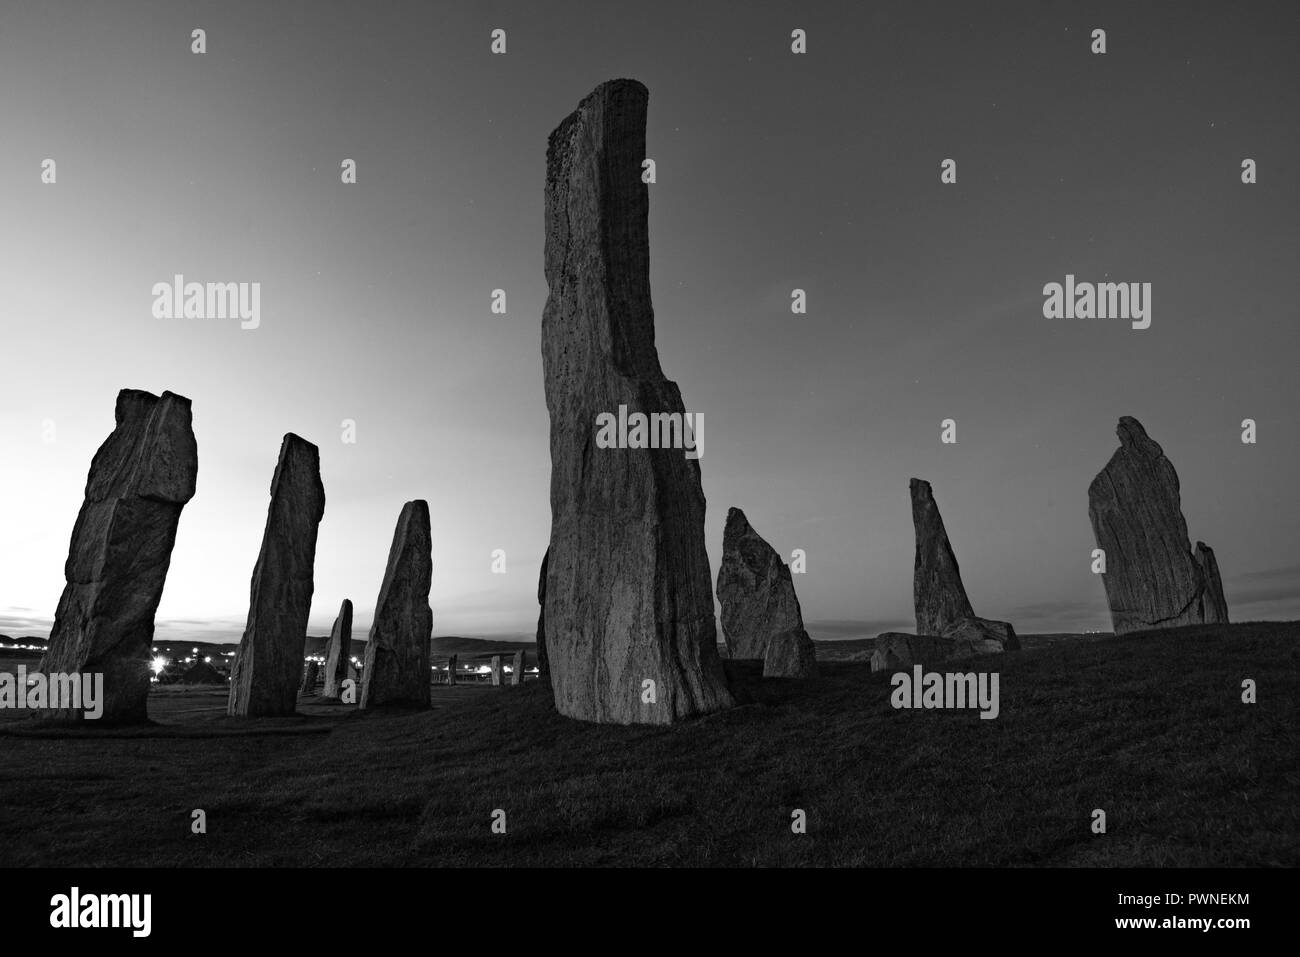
[0,623,1295,866]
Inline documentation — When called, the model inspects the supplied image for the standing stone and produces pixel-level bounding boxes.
[447,653,458,686]
[299,660,320,694]
[716,507,817,677]
[228,434,326,717]
[42,389,198,723]
[1088,417,1230,633]
[1196,542,1229,624]
[535,548,549,677]
[910,479,1019,652]
[322,599,353,699]
[511,650,525,686]
[911,478,976,635]
[489,655,502,687]
[360,500,433,709]
[541,78,733,724]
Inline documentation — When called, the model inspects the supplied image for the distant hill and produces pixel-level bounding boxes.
[430,636,536,658]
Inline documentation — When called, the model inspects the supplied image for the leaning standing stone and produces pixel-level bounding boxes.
[228,434,326,717]
[42,389,198,724]
[360,500,433,709]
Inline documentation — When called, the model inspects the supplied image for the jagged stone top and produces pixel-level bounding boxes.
[88,388,197,506]
[1090,416,1180,502]
[1115,415,1164,455]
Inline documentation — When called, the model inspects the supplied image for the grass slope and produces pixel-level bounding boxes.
[0,622,1294,866]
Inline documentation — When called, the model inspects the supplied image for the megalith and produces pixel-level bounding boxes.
[299,660,320,694]
[322,599,353,699]
[541,78,733,724]
[360,500,433,709]
[1088,416,1230,633]
[910,479,1018,652]
[228,433,326,717]
[716,507,817,677]
[42,388,198,724]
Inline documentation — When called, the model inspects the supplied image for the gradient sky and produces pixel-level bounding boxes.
[2,0,1298,643]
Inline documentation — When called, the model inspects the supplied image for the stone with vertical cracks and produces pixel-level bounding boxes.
[541,79,733,723]
[360,500,432,709]
[228,434,325,717]
[322,599,353,698]
[42,389,198,724]
[1088,416,1230,633]
[716,507,817,677]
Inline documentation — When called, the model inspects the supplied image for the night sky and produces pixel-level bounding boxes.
[2,0,1297,642]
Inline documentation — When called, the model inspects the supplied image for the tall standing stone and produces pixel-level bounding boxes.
[489,655,502,687]
[541,78,733,724]
[446,653,458,686]
[1088,416,1230,633]
[535,548,549,677]
[228,434,326,717]
[911,478,976,636]
[511,650,525,685]
[910,479,1018,652]
[322,599,353,699]
[42,389,198,724]
[716,507,817,677]
[360,500,433,709]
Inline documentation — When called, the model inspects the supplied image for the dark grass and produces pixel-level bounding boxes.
[0,623,1295,866]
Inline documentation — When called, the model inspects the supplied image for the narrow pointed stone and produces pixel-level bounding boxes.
[360,500,432,709]
[447,653,458,686]
[42,389,198,724]
[490,655,502,687]
[322,599,353,699]
[1088,417,1230,633]
[511,650,525,686]
[541,78,733,724]
[911,479,976,636]
[228,434,326,717]
[910,479,1018,652]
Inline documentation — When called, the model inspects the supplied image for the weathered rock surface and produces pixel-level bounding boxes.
[540,79,733,724]
[511,650,525,686]
[911,478,976,635]
[299,660,320,694]
[941,617,1021,654]
[715,507,817,677]
[322,599,353,699]
[910,478,1017,655]
[489,655,502,687]
[42,388,198,724]
[360,500,433,709]
[228,434,326,717]
[1088,417,1230,633]
[870,633,957,673]
[535,548,549,677]
[446,653,458,686]
[763,628,818,678]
